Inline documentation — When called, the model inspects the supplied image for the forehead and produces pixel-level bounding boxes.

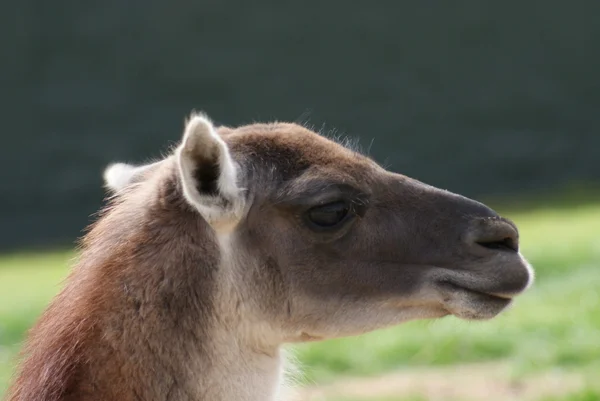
[224,122,377,183]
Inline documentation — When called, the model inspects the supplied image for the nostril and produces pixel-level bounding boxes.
[476,237,518,252]
[470,218,520,253]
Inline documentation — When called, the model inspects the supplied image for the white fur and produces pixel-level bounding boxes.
[176,112,244,228]
[103,161,161,192]
[519,253,536,291]
[103,163,138,192]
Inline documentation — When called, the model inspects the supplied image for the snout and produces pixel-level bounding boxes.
[385,175,534,320]
[459,216,532,296]
[437,215,534,320]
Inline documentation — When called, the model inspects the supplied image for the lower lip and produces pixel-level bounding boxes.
[440,281,514,302]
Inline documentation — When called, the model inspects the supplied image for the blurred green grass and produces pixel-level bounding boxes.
[1,195,599,400]
[327,387,600,401]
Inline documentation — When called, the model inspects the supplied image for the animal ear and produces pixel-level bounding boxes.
[176,112,243,227]
[103,161,158,193]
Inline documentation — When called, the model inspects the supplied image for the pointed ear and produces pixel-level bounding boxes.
[103,161,159,193]
[176,112,244,227]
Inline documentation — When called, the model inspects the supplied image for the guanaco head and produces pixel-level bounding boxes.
[104,113,533,343]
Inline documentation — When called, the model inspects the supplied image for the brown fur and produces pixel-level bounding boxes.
[6,117,533,401]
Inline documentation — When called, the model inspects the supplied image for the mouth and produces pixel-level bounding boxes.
[430,251,534,321]
[437,280,515,321]
[441,280,514,300]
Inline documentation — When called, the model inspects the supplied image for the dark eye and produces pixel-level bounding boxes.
[305,201,351,230]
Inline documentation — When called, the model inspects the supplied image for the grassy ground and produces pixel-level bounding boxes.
[1,194,599,400]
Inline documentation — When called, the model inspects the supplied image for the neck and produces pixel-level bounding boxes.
[8,177,289,401]
[199,328,285,401]
[207,244,288,401]
[7,253,287,401]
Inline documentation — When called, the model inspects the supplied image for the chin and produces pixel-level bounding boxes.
[441,286,515,321]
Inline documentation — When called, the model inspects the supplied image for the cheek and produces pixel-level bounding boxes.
[292,259,426,301]
[247,209,425,300]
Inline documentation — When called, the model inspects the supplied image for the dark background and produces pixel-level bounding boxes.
[2,1,599,250]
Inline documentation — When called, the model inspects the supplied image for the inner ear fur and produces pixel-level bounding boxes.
[176,112,244,226]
